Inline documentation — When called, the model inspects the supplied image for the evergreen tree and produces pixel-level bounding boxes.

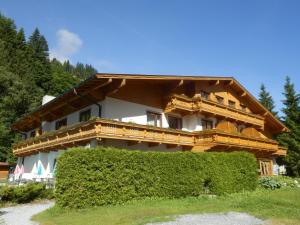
[258,84,278,117]
[277,77,300,176]
[28,28,52,93]
[49,59,79,96]
[0,13,98,162]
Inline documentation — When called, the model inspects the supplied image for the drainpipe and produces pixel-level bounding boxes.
[73,88,102,117]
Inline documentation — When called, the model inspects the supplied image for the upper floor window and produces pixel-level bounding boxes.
[22,133,27,140]
[55,118,67,130]
[200,90,210,100]
[147,111,162,127]
[216,95,224,104]
[228,100,236,108]
[240,104,246,112]
[202,119,213,130]
[79,109,91,122]
[168,116,182,130]
[30,131,35,138]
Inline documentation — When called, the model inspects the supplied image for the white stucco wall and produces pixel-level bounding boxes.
[101,97,169,127]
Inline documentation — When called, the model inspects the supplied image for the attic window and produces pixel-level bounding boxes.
[228,100,236,108]
[200,91,210,100]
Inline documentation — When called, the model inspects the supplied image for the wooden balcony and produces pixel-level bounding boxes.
[12,118,194,156]
[192,129,280,154]
[165,94,265,129]
[12,118,286,157]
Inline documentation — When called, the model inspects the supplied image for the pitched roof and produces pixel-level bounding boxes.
[11,73,288,133]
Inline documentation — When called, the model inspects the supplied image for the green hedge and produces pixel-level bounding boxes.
[55,147,258,208]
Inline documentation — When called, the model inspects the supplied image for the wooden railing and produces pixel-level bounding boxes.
[194,129,279,152]
[165,94,265,129]
[12,118,286,157]
[12,118,194,156]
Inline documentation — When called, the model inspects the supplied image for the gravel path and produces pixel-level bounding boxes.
[146,212,265,225]
[0,201,54,225]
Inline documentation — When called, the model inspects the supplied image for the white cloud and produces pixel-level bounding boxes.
[50,29,82,62]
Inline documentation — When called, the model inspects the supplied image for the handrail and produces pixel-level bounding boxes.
[12,118,285,156]
[166,94,264,127]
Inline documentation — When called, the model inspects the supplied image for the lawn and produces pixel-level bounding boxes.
[33,188,300,225]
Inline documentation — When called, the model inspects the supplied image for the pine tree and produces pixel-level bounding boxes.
[277,77,300,176]
[28,28,52,93]
[258,84,278,117]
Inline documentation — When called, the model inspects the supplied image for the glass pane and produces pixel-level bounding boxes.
[147,113,155,126]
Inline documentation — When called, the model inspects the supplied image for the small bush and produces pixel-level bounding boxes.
[259,177,282,190]
[0,183,54,204]
[55,147,258,208]
[259,176,300,189]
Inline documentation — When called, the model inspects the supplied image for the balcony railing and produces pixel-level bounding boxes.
[12,118,286,157]
[165,94,265,129]
[12,118,194,156]
[193,129,279,152]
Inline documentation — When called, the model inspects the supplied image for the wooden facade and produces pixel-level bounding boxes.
[11,73,289,176]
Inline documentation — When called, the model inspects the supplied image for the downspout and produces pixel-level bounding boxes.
[73,88,102,117]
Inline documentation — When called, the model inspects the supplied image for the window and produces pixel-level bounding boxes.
[200,91,210,100]
[22,133,27,140]
[216,95,224,104]
[168,116,182,130]
[228,100,236,108]
[202,119,213,130]
[30,131,35,138]
[55,118,67,130]
[147,111,162,127]
[79,109,91,122]
[240,104,246,112]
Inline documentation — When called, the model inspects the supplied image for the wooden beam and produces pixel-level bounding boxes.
[209,80,220,86]
[164,80,184,96]
[103,79,126,96]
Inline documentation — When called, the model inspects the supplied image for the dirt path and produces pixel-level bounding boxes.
[0,201,54,225]
[146,212,265,225]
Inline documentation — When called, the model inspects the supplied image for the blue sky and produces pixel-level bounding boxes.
[1,0,299,113]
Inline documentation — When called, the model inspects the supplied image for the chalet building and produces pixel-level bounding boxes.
[11,73,288,180]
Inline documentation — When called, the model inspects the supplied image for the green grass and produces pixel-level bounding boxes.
[33,188,300,225]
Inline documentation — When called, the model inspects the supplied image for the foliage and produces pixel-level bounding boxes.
[34,188,300,225]
[259,177,282,190]
[258,84,278,117]
[277,77,300,176]
[55,147,258,208]
[0,183,54,203]
[0,13,97,162]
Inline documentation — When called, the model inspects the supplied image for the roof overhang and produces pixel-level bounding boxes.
[11,73,289,133]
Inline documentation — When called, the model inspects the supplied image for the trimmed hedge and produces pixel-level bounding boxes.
[55,147,258,208]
